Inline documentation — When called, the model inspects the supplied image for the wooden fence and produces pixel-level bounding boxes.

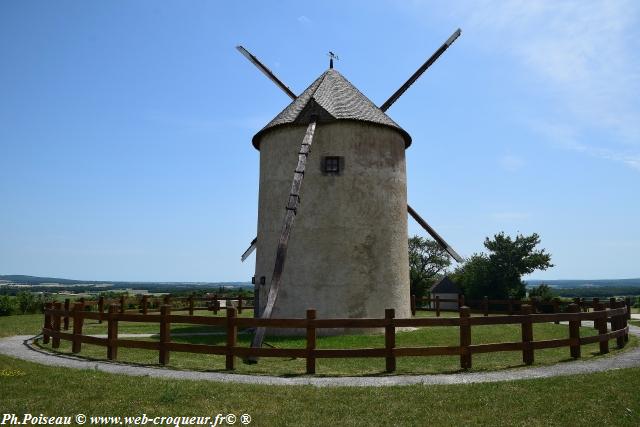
[57,294,253,328]
[41,300,629,374]
[411,295,633,319]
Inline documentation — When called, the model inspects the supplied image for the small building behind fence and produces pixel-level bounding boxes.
[430,276,461,310]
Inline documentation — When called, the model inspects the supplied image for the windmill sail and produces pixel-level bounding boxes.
[407,204,463,262]
[236,46,297,100]
[379,29,461,112]
[246,117,318,362]
[240,237,257,262]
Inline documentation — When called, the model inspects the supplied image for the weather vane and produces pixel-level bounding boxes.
[328,51,339,69]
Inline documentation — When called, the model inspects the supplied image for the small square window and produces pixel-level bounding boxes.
[323,156,341,175]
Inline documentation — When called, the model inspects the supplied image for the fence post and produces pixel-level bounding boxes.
[384,309,396,373]
[508,298,514,316]
[226,307,237,370]
[625,297,632,321]
[213,295,219,315]
[594,302,608,354]
[435,296,441,317]
[238,295,243,315]
[592,298,600,329]
[107,305,118,360]
[42,302,52,344]
[483,296,489,317]
[119,295,126,314]
[553,298,560,324]
[159,305,171,365]
[97,296,104,323]
[410,295,416,317]
[458,294,465,310]
[568,303,580,359]
[615,300,625,348]
[163,294,171,306]
[572,297,580,311]
[188,294,195,316]
[459,306,471,369]
[306,309,316,374]
[63,298,70,330]
[521,305,534,365]
[71,302,84,353]
[623,300,629,343]
[52,302,62,349]
[608,298,622,349]
[141,295,148,315]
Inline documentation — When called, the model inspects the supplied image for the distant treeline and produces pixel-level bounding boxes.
[526,278,640,289]
[553,287,640,298]
[0,275,252,289]
[0,286,254,297]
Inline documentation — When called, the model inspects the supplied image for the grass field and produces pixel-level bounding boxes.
[1,313,639,425]
[1,354,640,426]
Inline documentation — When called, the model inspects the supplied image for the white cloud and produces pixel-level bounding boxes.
[407,0,640,170]
[530,119,640,171]
[297,15,311,25]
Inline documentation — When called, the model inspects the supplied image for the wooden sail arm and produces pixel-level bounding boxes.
[379,29,461,112]
[407,204,463,263]
[240,237,258,262]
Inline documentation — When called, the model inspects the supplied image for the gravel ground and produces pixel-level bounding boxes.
[0,325,638,388]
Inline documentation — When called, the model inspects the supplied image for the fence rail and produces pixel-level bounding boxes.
[411,294,633,319]
[55,294,254,328]
[41,299,630,374]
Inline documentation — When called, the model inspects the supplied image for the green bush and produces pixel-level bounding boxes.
[0,295,16,316]
[15,291,44,315]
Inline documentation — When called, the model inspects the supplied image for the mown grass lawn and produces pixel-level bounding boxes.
[2,313,640,425]
[1,354,640,426]
[6,310,632,376]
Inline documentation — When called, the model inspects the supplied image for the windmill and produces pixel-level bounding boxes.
[237,29,463,357]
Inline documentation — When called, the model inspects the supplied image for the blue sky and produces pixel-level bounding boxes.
[1,1,638,282]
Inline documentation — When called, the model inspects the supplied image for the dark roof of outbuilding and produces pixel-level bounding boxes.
[252,69,412,149]
[430,276,460,294]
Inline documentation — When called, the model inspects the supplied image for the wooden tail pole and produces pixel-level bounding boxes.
[246,117,318,363]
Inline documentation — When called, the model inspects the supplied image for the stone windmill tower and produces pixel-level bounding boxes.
[238,30,463,347]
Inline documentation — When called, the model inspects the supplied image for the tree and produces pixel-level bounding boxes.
[452,232,553,300]
[15,291,44,314]
[0,295,16,316]
[408,236,451,300]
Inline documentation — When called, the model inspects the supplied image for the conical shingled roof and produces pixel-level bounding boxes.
[252,69,412,149]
